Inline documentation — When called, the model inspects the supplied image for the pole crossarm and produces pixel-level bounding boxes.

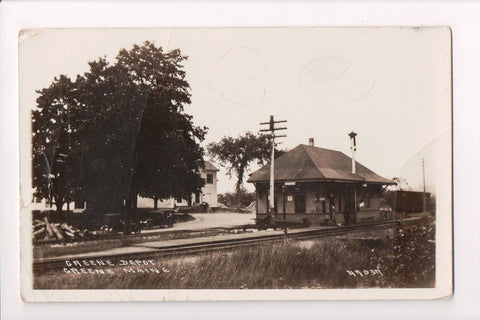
[260,129,287,133]
[260,128,287,132]
[260,120,287,125]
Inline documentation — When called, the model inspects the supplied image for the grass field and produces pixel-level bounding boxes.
[34,217,435,289]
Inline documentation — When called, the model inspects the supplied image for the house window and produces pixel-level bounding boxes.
[206,173,214,184]
[287,195,293,202]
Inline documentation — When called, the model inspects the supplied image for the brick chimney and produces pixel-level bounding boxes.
[308,138,314,147]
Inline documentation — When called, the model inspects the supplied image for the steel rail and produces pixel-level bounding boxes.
[33,220,402,275]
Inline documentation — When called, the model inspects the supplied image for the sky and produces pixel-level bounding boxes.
[18,27,451,194]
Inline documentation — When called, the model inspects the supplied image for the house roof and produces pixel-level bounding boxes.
[203,161,219,172]
[247,144,393,185]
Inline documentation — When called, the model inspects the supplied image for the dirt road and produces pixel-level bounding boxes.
[142,211,256,234]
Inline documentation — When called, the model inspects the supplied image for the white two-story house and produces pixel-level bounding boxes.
[137,160,219,209]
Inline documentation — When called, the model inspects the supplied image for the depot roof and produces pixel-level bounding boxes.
[247,144,393,185]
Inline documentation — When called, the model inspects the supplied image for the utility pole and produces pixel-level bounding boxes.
[348,131,358,224]
[260,115,287,232]
[422,158,426,215]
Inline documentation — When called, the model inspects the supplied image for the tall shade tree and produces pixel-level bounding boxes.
[207,132,283,193]
[32,75,81,213]
[32,42,207,218]
[133,87,207,206]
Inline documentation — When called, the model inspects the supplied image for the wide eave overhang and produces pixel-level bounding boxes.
[248,177,394,185]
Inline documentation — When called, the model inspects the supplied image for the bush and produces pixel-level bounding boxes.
[379,216,436,287]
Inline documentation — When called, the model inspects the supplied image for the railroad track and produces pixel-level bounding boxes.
[33,220,404,275]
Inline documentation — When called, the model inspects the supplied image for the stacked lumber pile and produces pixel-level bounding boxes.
[32,217,85,242]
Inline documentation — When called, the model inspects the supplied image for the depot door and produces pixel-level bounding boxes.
[294,194,306,214]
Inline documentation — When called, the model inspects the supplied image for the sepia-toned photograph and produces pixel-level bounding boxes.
[18,27,452,301]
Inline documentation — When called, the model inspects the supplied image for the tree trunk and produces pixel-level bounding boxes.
[235,165,246,195]
[124,187,137,235]
[235,174,244,194]
[154,196,158,209]
[123,199,130,235]
[55,197,64,214]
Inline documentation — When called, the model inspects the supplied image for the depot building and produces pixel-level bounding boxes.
[247,137,394,226]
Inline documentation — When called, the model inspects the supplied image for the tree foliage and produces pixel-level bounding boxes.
[32,42,207,213]
[32,75,79,212]
[133,90,207,201]
[207,132,283,193]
